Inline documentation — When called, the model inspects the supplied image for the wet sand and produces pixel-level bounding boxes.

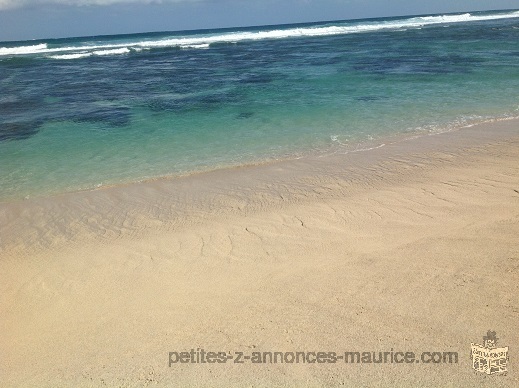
[1,120,518,387]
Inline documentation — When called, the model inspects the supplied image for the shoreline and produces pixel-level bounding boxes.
[1,118,518,255]
[2,115,517,204]
[1,118,518,386]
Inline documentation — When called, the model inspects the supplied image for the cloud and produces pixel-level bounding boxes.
[0,0,201,11]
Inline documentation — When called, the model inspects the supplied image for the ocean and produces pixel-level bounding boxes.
[1,9,518,201]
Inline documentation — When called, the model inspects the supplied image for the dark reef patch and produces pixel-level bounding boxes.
[71,106,132,128]
[0,121,43,142]
[0,98,45,115]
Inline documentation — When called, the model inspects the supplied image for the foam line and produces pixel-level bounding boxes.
[1,10,518,59]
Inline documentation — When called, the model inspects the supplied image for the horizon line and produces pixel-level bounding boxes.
[1,7,517,44]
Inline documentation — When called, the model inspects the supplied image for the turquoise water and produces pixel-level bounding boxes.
[1,10,519,200]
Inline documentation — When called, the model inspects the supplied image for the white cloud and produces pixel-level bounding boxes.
[0,0,201,11]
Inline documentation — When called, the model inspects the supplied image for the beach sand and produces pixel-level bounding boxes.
[1,120,518,387]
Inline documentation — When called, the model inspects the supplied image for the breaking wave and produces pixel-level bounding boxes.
[1,10,518,59]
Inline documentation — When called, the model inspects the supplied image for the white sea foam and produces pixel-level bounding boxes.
[2,10,519,58]
[48,52,92,60]
[92,47,130,56]
[179,43,210,49]
[0,43,48,55]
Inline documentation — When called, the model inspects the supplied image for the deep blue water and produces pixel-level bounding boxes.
[1,10,518,200]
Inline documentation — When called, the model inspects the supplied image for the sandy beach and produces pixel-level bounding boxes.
[1,119,518,387]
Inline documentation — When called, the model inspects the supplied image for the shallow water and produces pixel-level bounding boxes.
[1,9,518,200]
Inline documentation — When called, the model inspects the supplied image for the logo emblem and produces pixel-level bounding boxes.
[471,330,509,375]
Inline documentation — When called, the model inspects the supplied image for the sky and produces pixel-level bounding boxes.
[0,0,518,42]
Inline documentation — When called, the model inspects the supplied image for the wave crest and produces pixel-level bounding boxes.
[2,10,519,59]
